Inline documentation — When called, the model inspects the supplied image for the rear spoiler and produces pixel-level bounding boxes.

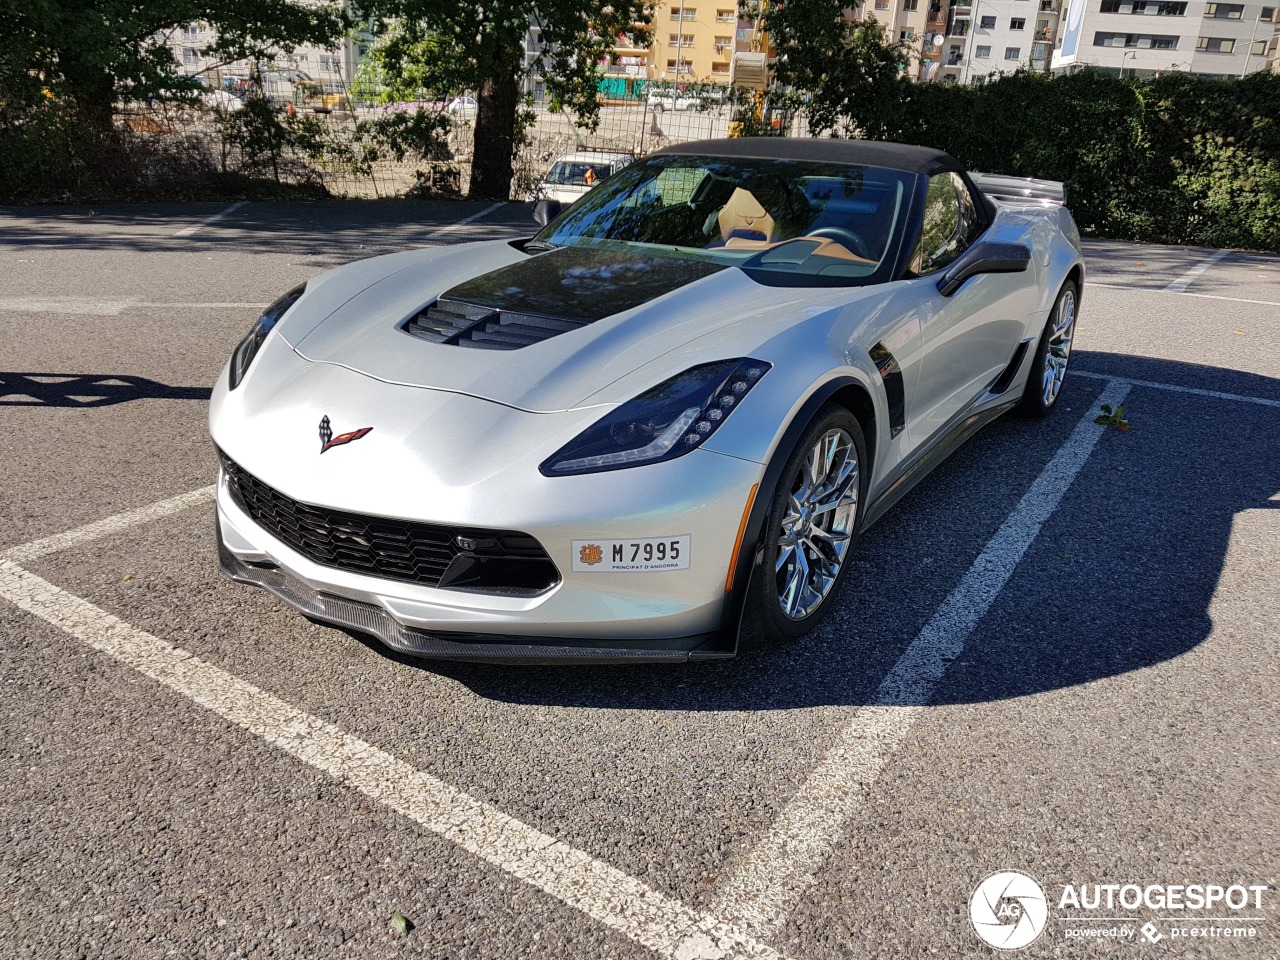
[969,172,1066,206]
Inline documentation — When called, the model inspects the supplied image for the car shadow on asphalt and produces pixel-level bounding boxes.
[343,354,1279,713]
[0,372,212,407]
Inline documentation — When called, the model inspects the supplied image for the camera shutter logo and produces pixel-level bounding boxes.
[970,871,1048,950]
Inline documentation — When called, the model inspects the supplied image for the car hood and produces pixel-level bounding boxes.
[288,240,821,413]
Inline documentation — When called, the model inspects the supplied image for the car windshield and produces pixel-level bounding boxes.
[545,161,615,186]
[533,154,916,286]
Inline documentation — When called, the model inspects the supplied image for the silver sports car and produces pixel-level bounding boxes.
[210,138,1083,663]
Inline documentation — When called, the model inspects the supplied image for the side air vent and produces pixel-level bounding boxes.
[869,341,906,438]
[403,298,589,350]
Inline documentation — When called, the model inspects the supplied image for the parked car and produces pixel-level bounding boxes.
[210,138,1083,664]
[532,152,634,205]
[446,96,478,119]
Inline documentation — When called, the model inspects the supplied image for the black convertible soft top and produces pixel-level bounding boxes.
[652,137,961,176]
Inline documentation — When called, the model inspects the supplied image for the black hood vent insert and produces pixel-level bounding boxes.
[403,299,589,351]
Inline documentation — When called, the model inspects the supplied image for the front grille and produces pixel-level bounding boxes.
[218,452,558,592]
[403,298,588,350]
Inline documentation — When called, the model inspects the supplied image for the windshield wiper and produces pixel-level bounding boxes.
[523,240,558,253]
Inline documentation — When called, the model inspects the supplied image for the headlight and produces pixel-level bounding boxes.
[228,284,305,389]
[541,358,771,476]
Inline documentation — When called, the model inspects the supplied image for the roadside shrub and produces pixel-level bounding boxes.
[899,70,1280,251]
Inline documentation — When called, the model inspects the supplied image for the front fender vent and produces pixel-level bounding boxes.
[404,298,588,350]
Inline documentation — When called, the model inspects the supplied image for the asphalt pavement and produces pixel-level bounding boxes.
[1,200,1277,959]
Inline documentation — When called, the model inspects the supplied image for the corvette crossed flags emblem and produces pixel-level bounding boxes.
[318,415,373,454]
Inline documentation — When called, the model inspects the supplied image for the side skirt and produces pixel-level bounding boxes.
[860,397,1018,531]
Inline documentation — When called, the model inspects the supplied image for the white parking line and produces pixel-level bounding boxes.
[710,381,1131,940]
[0,557,785,960]
[423,201,508,242]
[0,299,263,315]
[1086,282,1280,308]
[1073,371,1280,409]
[3,485,217,563]
[173,201,245,238]
[1163,249,1231,293]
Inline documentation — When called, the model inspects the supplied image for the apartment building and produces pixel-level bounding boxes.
[1051,0,1279,76]
[644,0,759,84]
[862,0,1062,81]
[865,0,954,80]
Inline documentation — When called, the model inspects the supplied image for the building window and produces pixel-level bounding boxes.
[712,61,730,73]
[980,14,997,26]
[1203,3,1243,17]
[1251,38,1268,53]
[1196,36,1235,50]
[182,25,199,40]
[716,8,735,21]
[1040,0,1055,8]
[976,44,992,56]
[1100,0,1122,10]
[183,47,198,65]
[875,0,889,10]
[670,7,698,20]
[904,0,920,9]
[1005,45,1022,57]
[1127,0,1188,12]
[1093,31,1180,46]
[1261,6,1276,19]
[1011,17,1027,28]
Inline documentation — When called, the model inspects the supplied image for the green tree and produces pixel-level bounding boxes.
[750,3,913,140]
[360,1,652,199]
[0,0,347,131]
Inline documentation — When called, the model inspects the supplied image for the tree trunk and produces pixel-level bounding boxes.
[469,70,521,200]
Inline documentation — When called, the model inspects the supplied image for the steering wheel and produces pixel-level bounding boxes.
[805,226,873,261]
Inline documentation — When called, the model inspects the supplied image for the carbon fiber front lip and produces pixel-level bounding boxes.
[218,531,730,665]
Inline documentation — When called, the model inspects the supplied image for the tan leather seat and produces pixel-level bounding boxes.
[716,188,775,247]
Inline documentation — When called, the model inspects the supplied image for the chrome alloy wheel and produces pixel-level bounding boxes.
[1042,288,1076,407]
[775,428,860,620]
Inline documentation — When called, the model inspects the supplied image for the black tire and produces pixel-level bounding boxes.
[743,404,868,647]
[1017,279,1079,419]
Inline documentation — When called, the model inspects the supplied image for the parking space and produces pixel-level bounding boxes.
[2,202,1277,959]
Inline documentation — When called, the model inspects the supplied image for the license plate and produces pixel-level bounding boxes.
[571,536,691,572]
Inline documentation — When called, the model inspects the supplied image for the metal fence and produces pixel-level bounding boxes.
[111,93,811,201]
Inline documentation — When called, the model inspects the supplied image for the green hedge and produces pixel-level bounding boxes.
[901,70,1280,252]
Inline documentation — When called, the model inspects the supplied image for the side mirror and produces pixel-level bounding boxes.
[936,240,1031,297]
[532,198,563,227]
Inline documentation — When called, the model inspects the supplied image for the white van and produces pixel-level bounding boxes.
[644,86,705,112]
